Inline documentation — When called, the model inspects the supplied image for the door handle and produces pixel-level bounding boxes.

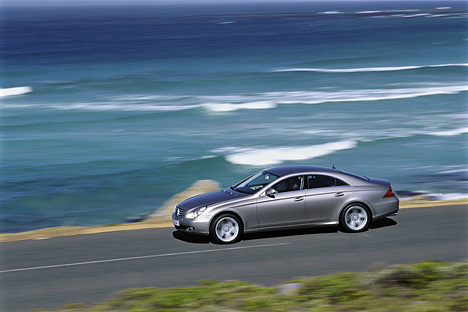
[294,197,304,201]
[335,192,345,197]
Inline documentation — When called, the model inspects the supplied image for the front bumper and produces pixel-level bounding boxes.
[172,212,210,235]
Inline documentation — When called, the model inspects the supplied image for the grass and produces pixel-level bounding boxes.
[35,260,467,312]
[0,219,174,242]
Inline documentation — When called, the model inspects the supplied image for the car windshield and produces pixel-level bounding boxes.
[232,170,279,194]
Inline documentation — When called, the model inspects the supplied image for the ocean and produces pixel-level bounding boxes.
[1,1,467,233]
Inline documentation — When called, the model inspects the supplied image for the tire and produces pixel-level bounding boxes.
[340,204,371,233]
[210,214,243,244]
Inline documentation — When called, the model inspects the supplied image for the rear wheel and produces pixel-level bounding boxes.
[210,214,243,244]
[340,204,371,232]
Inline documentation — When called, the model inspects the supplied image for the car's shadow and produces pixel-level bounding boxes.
[172,217,398,244]
[242,226,338,241]
[369,217,398,230]
[172,231,211,244]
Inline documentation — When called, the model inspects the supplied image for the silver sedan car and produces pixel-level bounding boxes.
[172,165,399,244]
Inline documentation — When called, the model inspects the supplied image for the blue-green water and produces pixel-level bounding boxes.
[1,1,467,232]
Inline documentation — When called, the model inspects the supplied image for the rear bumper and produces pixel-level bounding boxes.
[373,197,399,220]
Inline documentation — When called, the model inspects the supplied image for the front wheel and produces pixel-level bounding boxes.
[210,214,243,244]
[340,204,371,233]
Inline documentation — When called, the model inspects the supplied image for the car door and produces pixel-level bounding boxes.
[305,174,353,222]
[256,175,307,227]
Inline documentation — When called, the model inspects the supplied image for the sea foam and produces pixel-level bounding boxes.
[273,63,468,73]
[4,83,466,113]
[10,84,466,113]
[203,101,276,112]
[225,140,358,166]
[223,124,468,166]
[0,86,32,98]
[428,127,468,137]
[206,85,468,111]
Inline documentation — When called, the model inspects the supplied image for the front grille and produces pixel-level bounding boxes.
[176,207,186,217]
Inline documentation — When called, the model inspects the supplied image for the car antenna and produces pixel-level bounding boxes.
[332,164,336,169]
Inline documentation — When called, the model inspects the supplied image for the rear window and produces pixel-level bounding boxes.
[341,171,370,181]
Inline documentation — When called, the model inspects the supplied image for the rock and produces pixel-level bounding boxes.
[277,283,303,296]
[126,213,149,223]
[147,180,221,221]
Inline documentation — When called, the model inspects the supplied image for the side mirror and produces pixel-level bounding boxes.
[266,188,276,198]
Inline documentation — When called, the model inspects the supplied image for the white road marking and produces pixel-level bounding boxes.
[0,242,290,274]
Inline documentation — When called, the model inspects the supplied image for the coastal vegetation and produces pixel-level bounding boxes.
[37,260,467,312]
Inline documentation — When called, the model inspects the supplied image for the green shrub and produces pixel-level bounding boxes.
[50,261,467,312]
[298,272,369,304]
[241,298,271,311]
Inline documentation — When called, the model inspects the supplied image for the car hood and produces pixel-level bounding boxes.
[177,188,249,210]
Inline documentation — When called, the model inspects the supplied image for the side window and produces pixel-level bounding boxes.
[308,175,348,189]
[272,176,304,193]
[335,178,348,186]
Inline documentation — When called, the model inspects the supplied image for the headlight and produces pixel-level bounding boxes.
[185,207,207,219]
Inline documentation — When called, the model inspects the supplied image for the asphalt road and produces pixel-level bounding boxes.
[1,205,467,311]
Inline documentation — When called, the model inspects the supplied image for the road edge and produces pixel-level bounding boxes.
[1,199,467,242]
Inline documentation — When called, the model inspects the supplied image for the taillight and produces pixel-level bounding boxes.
[383,187,396,198]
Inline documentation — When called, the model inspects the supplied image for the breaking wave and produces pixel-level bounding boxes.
[273,63,468,73]
[396,191,468,201]
[313,7,466,19]
[202,85,468,112]
[224,140,358,166]
[0,86,32,98]
[221,125,468,166]
[428,127,468,137]
[202,101,276,112]
[5,84,467,113]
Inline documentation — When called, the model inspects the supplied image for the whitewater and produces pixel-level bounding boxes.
[0,86,32,98]
[3,83,466,113]
[273,63,468,73]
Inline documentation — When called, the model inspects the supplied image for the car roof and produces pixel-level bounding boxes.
[265,165,338,177]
